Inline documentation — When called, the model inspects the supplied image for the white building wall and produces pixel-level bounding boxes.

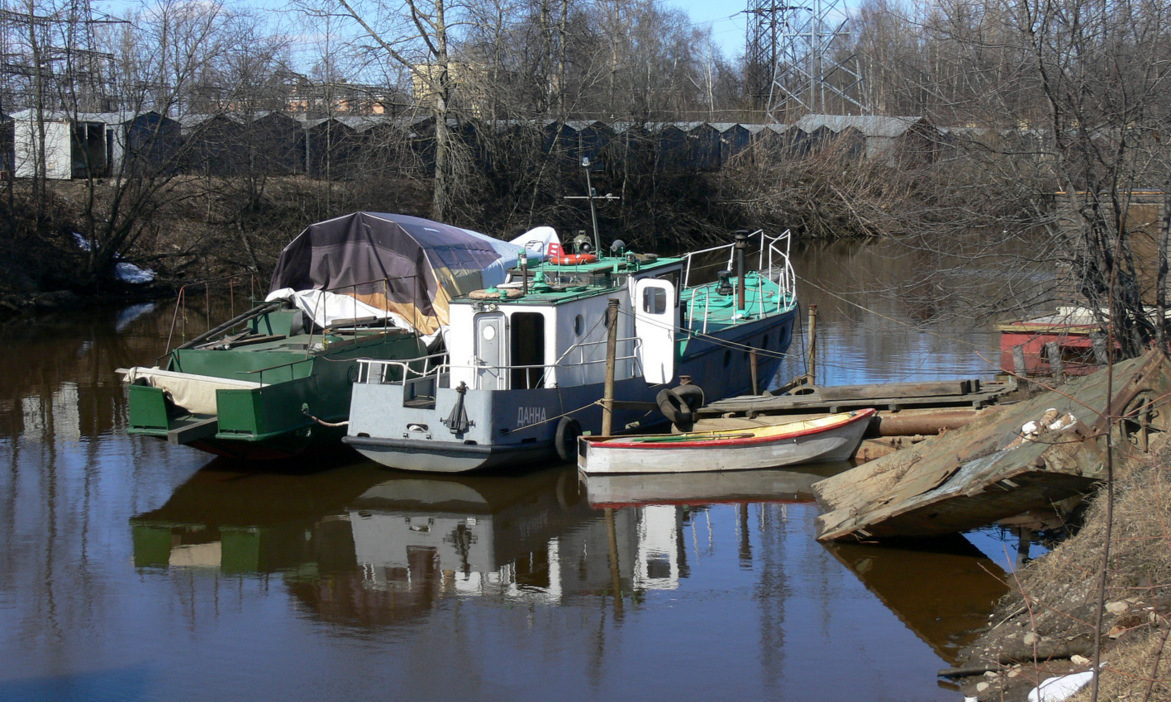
[15,118,72,179]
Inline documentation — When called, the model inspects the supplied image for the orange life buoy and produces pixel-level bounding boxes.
[550,253,598,266]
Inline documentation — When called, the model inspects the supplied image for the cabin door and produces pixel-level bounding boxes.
[633,278,676,384]
[474,312,507,389]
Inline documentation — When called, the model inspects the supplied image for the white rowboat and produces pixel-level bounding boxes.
[577,408,877,475]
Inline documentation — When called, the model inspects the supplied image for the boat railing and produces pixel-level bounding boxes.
[357,352,448,385]
[542,336,643,389]
[763,229,796,302]
[681,229,795,303]
[355,337,643,391]
[162,274,262,358]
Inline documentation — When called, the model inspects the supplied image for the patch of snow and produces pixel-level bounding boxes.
[1027,670,1094,702]
[74,232,156,284]
[115,261,156,284]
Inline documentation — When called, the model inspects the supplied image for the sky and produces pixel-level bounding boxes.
[666,0,751,61]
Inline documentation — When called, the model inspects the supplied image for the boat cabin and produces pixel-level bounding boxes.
[444,256,685,391]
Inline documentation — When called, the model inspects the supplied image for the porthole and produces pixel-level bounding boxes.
[483,325,496,341]
[574,314,585,336]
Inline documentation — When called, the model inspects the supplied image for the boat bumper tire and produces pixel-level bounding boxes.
[555,417,582,463]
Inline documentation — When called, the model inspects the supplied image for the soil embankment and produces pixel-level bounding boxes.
[952,436,1171,700]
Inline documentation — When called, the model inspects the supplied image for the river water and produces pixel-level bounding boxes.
[0,241,1019,701]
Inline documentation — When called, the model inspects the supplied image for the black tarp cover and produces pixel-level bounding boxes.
[269,212,517,335]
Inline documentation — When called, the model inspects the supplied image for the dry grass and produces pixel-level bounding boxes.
[1071,628,1171,702]
[967,434,1171,700]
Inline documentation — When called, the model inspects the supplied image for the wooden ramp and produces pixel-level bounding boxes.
[814,352,1171,541]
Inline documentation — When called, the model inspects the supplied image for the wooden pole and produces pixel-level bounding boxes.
[807,304,818,384]
[1091,333,1109,366]
[1046,341,1064,382]
[602,298,619,437]
[605,507,624,617]
[1012,344,1027,376]
[750,348,759,394]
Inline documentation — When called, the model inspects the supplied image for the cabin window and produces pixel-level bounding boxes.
[511,312,546,389]
[643,287,667,315]
[656,270,681,293]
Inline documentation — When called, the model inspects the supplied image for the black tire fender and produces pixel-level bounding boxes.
[673,383,705,412]
[554,416,582,463]
[656,388,695,432]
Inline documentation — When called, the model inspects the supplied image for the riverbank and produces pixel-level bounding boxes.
[952,434,1171,701]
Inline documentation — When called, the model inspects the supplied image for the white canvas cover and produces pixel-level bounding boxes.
[123,367,261,415]
[509,226,562,260]
[265,288,445,346]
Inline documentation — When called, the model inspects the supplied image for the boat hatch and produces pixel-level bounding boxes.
[634,278,676,384]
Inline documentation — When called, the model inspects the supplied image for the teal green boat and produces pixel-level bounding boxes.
[123,212,533,459]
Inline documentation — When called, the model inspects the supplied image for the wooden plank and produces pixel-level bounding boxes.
[815,380,973,401]
[700,388,1007,415]
[812,352,1171,541]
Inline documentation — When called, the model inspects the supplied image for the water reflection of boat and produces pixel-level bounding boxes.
[133,463,678,626]
[582,463,853,508]
[130,460,392,572]
[343,468,592,598]
[824,537,1010,665]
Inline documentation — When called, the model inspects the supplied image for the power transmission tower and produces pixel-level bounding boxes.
[745,0,865,123]
[1,0,121,113]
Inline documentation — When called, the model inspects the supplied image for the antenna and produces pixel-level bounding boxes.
[564,157,619,257]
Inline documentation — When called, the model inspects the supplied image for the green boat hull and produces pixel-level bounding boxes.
[128,307,426,459]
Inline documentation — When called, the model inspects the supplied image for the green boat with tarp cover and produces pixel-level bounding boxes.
[121,212,540,459]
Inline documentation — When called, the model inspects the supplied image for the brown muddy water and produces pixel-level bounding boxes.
[1,241,1025,701]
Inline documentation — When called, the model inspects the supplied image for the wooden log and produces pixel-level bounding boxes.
[750,349,759,395]
[872,409,979,435]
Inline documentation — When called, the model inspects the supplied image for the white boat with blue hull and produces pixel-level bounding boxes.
[345,229,799,473]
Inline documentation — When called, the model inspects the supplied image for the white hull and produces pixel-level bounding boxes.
[578,410,874,475]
